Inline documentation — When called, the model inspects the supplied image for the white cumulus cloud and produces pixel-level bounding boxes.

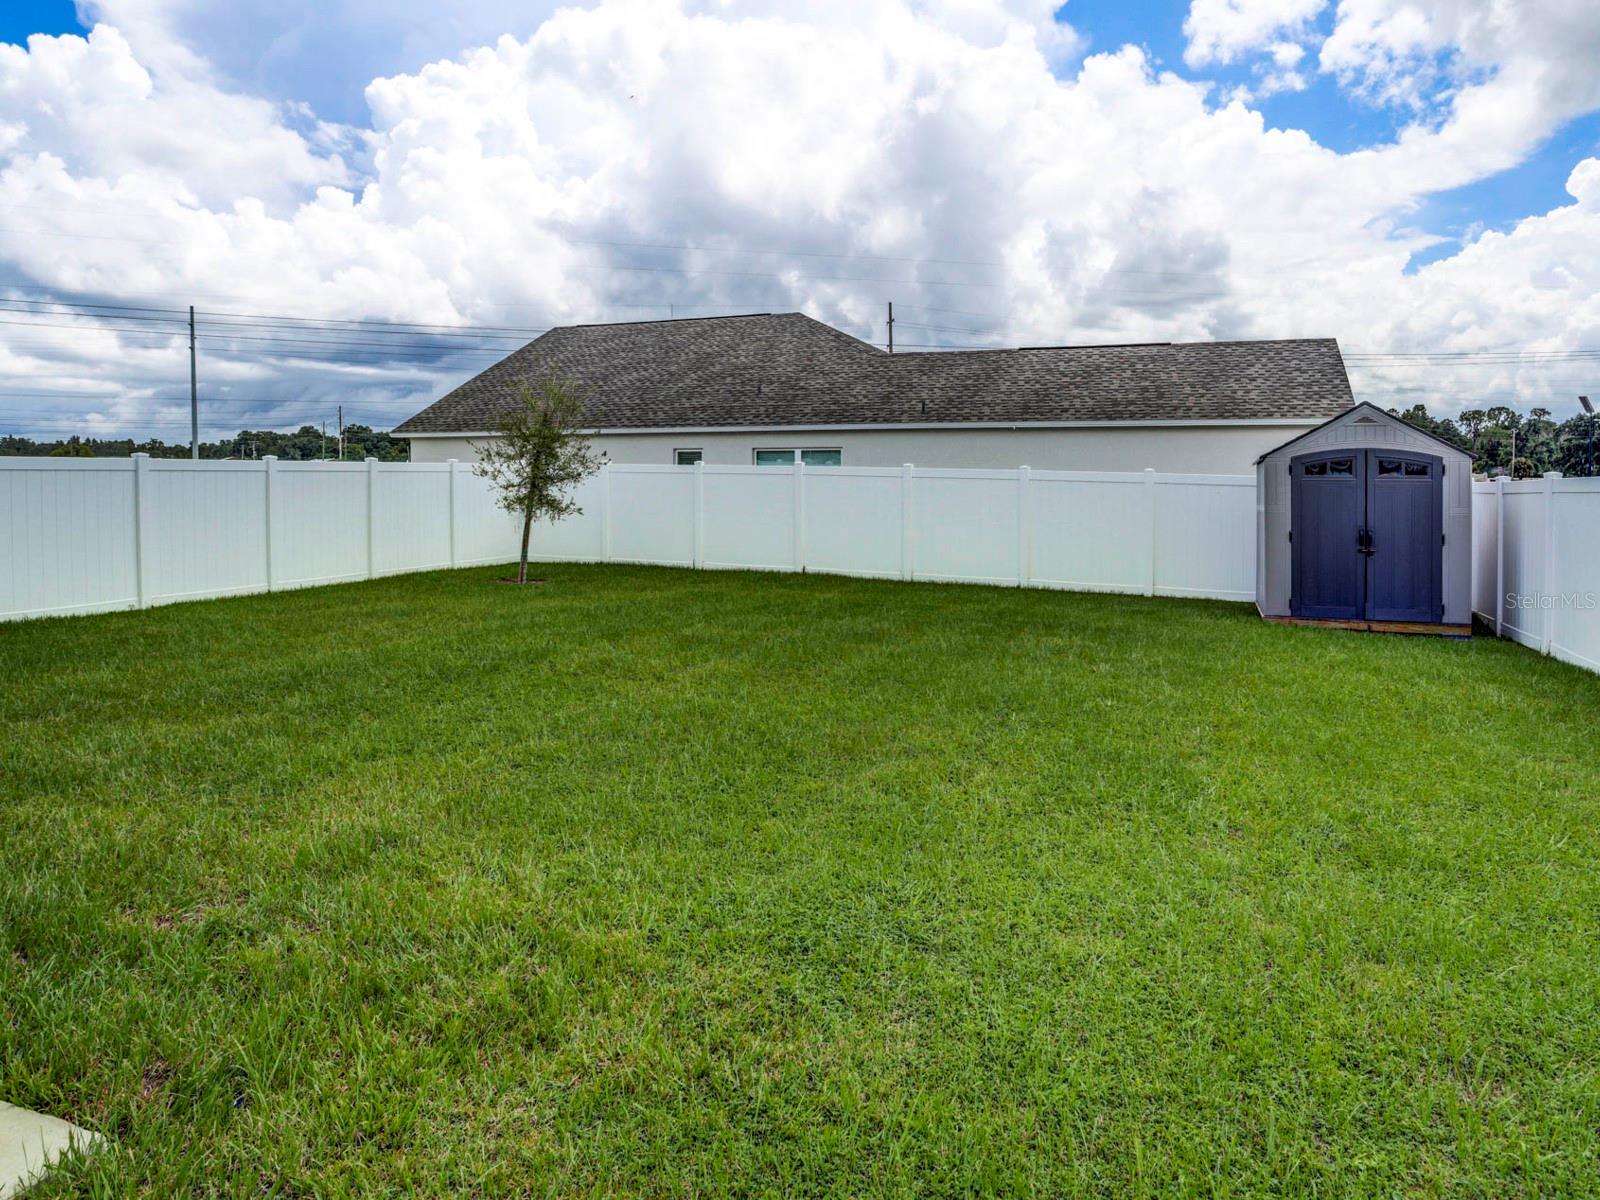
[1183,0,1327,67]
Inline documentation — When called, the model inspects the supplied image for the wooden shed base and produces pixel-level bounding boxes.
[1264,615,1471,638]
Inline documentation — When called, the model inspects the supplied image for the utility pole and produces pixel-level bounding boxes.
[338,404,344,461]
[188,305,199,459]
[887,301,894,354]
[321,421,328,462]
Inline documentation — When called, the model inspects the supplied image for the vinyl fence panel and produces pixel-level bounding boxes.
[1154,474,1257,602]
[1470,480,1500,623]
[525,470,606,562]
[142,458,268,605]
[606,466,695,567]
[1549,480,1600,671]
[0,458,138,619]
[273,461,368,589]
[373,462,453,576]
[1497,481,1548,649]
[801,467,904,579]
[702,465,798,572]
[909,469,1021,586]
[1028,471,1152,595]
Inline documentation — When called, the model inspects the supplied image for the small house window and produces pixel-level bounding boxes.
[675,449,703,465]
[1378,458,1403,476]
[754,448,842,466]
[1303,462,1327,476]
[1328,458,1355,475]
[1404,461,1430,476]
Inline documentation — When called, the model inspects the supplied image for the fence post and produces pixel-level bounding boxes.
[1017,466,1031,587]
[693,460,705,569]
[447,459,459,568]
[1145,468,1158,597]
[793,459,806,572]
[365,457,378,578]
[900,464,915,581]
[132,452,152,608]
[263,455,280,591]
[1494,474,1506,637]
[601,461,613,562]
[1542,471,1561,655]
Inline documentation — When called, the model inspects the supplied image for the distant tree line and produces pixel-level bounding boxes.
[0,424,409,461]
[1389,404,1598,478]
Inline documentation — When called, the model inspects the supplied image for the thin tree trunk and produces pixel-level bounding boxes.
[519,508,533,584]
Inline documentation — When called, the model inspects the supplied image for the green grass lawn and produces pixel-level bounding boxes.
[3,565,1599,1197]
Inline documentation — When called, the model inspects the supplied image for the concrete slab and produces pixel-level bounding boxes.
[0,1102,102,1199]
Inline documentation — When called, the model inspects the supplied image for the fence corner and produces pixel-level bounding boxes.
[132,452,152,609]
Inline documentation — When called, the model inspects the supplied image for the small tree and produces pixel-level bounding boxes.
[474,369,602,584]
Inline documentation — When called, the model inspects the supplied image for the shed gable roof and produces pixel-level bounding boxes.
[1253,402,1471,464]
[394,312,1355,434]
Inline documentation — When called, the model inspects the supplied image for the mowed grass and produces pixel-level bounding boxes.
[3,565,1599,1198]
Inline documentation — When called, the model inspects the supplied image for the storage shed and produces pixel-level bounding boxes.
[1256,403,1473,630]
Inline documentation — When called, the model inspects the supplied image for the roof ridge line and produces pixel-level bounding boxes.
[562,312,775,330]
[1017,342,1172,351]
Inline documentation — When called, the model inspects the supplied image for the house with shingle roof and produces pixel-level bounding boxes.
[394,313,1354,473]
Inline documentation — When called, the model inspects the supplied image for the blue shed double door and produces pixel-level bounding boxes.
[1290,449,1443,623]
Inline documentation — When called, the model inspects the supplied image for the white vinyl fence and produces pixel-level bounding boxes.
[2,457,1259,622]
[0,454,521,621]
[1472,473,1600,674]
[527,463,1257,600]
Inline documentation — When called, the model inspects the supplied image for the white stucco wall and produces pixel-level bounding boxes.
[404,422,1324,475]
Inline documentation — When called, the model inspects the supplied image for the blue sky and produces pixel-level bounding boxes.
[0,1,78,46]
[1406,113,1600,269]
[1068,0,1410,151]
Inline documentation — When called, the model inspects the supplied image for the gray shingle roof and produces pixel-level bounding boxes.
[393,312,1353,434]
